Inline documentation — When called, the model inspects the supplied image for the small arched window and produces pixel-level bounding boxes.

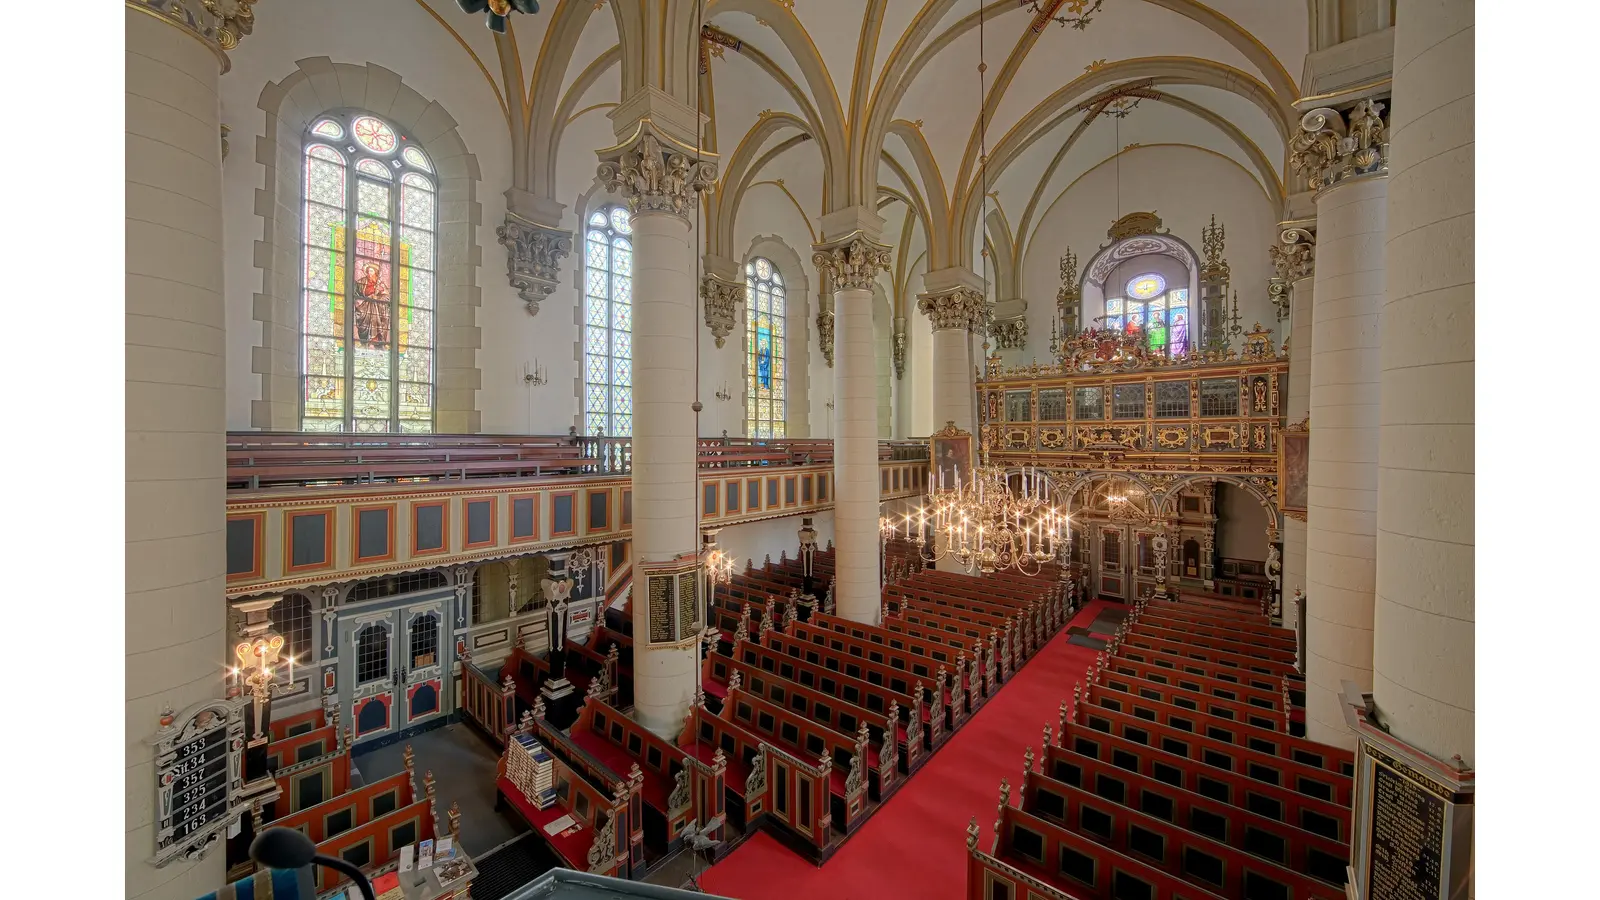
[301,112,436,432]
[1105,271,1189,358]
[745,256,786,438]
[584,207,634,436]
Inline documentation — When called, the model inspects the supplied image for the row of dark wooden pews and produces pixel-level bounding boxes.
[968,592,1351,900]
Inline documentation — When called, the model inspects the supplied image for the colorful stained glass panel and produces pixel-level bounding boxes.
[352,116,397,153]
[401,146,432,171]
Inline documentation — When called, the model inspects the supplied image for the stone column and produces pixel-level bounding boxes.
[597,94,716,735]
[813,211,893,624]
[1374,0,1474,766]
[918,268,988,434]
[126,3,233,898]
[1292,99,1391,747]
[1272,224,1316,631]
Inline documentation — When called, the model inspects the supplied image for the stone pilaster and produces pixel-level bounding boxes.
[813,212,892,625]
[596,93,717,736]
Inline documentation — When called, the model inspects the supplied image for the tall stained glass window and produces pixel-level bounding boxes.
[1103,271,1189,359]
[301,112,435,432]
[744,257,786,438]
[584,207,634,436]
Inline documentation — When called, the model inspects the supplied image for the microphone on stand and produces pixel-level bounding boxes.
[251,827,378,900]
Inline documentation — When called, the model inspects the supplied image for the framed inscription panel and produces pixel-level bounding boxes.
[1349,725,1474,900]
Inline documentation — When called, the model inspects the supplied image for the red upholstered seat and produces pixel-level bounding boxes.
[497,776,594,868]
[568,729,672,810]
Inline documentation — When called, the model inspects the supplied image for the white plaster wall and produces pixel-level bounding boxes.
[1216,484,1270,561]
[1021,147,1278,349]
[717,511,836,572]
[221,0,511,432]
[907,269,936,436]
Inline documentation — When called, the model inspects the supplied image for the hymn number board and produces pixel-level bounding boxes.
[148,699,250,867]
[644,563,702,644]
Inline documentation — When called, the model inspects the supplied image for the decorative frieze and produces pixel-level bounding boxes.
[699,275,744,349]
[497,217,573,317]
[917,286,987,332]
[1290,99,1390,191]
[989,315,1028,351]
[811,233,892,292]
[596,124,717,221]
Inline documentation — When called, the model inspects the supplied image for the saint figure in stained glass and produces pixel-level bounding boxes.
[757,326,773,388]
[354,263,392,345]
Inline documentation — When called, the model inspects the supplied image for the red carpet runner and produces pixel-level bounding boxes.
[699,599,1115,900]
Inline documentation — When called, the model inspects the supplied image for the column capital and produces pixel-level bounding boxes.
[812,233,892,292]
[891,316,907,380]
[1269,221,1317,283]
[989,315,1028,350]
[496,216,573,317]
[597,114,717,223]
[1290,98,1390,192]
[699,275,745,348]
[127,0,254,70]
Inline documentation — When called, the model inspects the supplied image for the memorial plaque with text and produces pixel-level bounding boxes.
[1366,752,1446,900]
[676,571,699,641]
[647,573,674,643]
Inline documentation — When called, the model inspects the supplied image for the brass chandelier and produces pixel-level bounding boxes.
[889,464,1069,575]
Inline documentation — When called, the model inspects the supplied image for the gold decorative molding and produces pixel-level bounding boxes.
[1290,99,1390,192]
[1106,211,1163,242]
[916,286,986,333]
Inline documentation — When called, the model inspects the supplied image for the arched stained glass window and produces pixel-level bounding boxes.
[301,111,435,432]
[745,257,786,438]
[1104,271,1189,358]
[584,207,633,436]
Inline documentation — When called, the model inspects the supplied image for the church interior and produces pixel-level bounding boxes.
[63,0,1554,896]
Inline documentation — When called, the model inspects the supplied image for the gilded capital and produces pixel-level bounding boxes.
[812,234,892,292]
[989,315,1028,350]
[1269,226,1316,283]
[917,286,987,332]
[596,122,717,221]
[1290,99,1389,191]
[700,275,744,348]
[497,216,573,317]
[127,0,255,66]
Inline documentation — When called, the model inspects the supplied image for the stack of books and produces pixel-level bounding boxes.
[507,732,557,809]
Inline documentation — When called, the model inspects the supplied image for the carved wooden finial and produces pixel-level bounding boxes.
[1043,723,1054,749]
[712,747,727,772]
[967,815,980,850]
[1023,745,1035,774]
[532,695,547,722]
[448,801,462,838]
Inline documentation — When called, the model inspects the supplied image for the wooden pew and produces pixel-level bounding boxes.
[972,801,1227,900]
[1082,680,1352,780]
[519,700,646,874]
[724,639,941,749]
[723,677,877,832]
[706,652,920,776]
[1039,745,1350,888]
[1108,655,1287,713]
[568,694,697,852]
[760,630,967,737]
[1098,667,1289,734]
[1122,630,1298,680]
[679,693,834,856]
[1131,619,1298,667]
[790,616,988,718]
[497,722,632,878]
[1016,770,1344,899]
[1052,723,1351,845]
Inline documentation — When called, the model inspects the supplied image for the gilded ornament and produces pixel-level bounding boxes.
[989,315,1028,350]
[916,286,987,332]
[1291,100,1389,190]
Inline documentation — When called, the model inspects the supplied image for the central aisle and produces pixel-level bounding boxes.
[699,599,1114,900]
